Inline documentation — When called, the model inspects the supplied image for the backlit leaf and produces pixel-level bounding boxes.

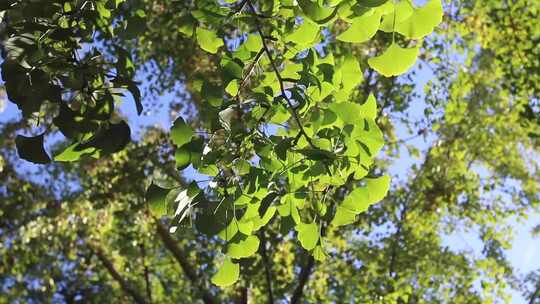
[337,10,382,43]
[395,0,443,39]
[196,28,223,54]
[228,235,260,259]
[368,43,419,77]
[211,258,239,287]
[171,117,193,147]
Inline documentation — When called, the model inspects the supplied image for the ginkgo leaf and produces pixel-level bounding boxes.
[332,206,357,226]
[296,222,319,250]
[340,55,363,93]
[395,0,443,39]
[360,94,378,120]
[285,21,320,46]
[196,28,223,54]
[365,175,391,203]
[145,183,171,217]
[379,0,414,32]
[211,258,239,287]
[171,117,193,147]
[298,0,338,24]
[228,235,260,258]
[363,0,389,7]
[15,133,51,164]
[352,119,385,156]
[367,43,419,77]
[313,245,327,261]
[341,175,391,213]
[337,10,382,43]
[54,142,95,162]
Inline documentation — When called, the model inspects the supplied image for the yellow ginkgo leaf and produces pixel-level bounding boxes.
[396,0,443,39]
[367,43,419,77]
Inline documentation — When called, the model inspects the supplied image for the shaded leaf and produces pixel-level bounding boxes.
[171,117,194,147]
[15,133,51,164]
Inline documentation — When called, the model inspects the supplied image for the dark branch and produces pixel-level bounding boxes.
[529,279,540,304]
[290,255,315,304]
[155,220,217,304]
[139,242,152,303]
[90,243,149,304]
[259,230,275,304]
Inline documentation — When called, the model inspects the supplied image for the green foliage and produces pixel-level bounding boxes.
[211,258,240,287]
[1,0,445,291]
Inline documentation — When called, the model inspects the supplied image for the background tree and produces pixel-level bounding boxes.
[1,0,539,303]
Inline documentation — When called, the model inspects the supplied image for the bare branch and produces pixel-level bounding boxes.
[89,243,149,304]
[290,255,315,304]
[155,220,218,304]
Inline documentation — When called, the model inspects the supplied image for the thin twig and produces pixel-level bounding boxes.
[246,0,331,175]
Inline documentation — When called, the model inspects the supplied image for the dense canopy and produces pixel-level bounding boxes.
[1,0,539,303]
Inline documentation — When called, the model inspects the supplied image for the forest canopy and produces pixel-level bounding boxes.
[1,0,539,303]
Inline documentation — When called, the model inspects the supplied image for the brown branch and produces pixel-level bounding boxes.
[89,243,149,304]
[139,242,152,303]
[529,280,540,304]
[259,230,275,304]
[155,220,217,304]
[290,255,315,304]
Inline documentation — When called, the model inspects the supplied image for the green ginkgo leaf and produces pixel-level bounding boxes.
[196,28,223,54]
[297,222,319,250]
[360,94,378,120]
[363,0,389,7]
[331,206,357,226]
[341,175,390,213]
[337,10,382,43]
[367,43,419,77]
[365,175,391,203]
[54,142,95,162]
[285,21,320,46]
[171,117,193,147]
[379,0,414,32]
[313,245,327,261]
[395,0,443,39]
[211,258,239,287]
[145,183,171,217]
[298,0,338,24]
[228,235,260,258]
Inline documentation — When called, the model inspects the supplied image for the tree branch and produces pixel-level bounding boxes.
[529,279,540,304]
[259,230,275,304]
[290,255,315,304]
[247,0,331,175]
[89,243,149,304]
[139,242,152,303]
[155,220,217,304]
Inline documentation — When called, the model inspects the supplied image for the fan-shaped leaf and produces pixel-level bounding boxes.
[171,117,193,147]
[211,258,239,287]
[196,28,223,54]
[368,43,419,77]
[337,10,382,43]
[15,133,51,164]
[396,0,443,39]
[228,235,260,259]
